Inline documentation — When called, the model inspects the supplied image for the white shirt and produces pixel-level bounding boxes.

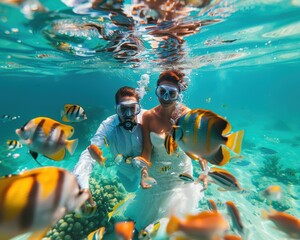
[73,110,144,189]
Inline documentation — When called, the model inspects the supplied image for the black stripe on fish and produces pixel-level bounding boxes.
[70,105,77,116]
[56,129,65,148]
[208,171,238,189]
[20,120,29,132]
[75,106,80,118]
[49,123,60,137]
[208,147,224,165]
[20,174,39,230]
[53,169,64,210]
[31,119,45,143]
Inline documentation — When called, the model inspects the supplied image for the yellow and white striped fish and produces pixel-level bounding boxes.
[139,220,161,240]
[15,117,78,161]
[0,167,88,240]
[6,140,22,150]
[165,109,244,166]
[87,226,105,240]
[61,104,87,123]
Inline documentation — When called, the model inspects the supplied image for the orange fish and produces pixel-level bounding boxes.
[87,226,105,240]
[16,117,78,161]
[115,221,135,240]
[88,144,106,166]
[207,199,218,211]
[226,201,244,235]
[0,167,88,239]
[261,209,300,239]
[167,211,229,240]
[223,235,242,240]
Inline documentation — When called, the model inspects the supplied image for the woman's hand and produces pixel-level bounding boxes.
[80,188,96,207]
[140,167,152,189]
[196,174,208,191]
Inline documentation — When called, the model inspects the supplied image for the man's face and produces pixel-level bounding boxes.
[116,96,140,122]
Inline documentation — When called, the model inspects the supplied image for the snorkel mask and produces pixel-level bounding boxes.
[116,100,141,131]
[155,84,180,102]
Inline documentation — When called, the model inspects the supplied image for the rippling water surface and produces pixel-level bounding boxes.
[0,0,299,239]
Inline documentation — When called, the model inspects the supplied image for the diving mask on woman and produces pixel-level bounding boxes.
[155,84,180,101]
[116,100,141,131]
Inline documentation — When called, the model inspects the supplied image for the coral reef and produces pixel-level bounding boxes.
[46,173,126,240]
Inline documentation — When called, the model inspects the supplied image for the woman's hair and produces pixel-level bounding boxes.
[157,70,188,91]
[115,86,140,104]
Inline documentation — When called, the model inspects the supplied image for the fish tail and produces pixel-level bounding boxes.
[261,209,269,220]
[66,139,78,155]
[226,130,244,154]
[166,215,180,235]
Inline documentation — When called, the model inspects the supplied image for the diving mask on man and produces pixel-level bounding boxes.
[116,100,141,131]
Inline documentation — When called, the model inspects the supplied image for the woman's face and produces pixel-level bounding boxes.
[156,80,180,108]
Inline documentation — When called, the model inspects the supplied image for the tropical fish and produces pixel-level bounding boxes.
[207,167,243,191]
[88,144,106,166]
[159,165,172,173]
[141,175,157,186]
[165,109,244,166]
[261,185,282,202]
[108,193,135,221]
[75,204,98,218]
[87,226,105,240]
[223,235,242,240]
[207,199,218,211]
[178,172,194,183]
[15,117,78,161]
[166,211,229,240]
[61,104,87,123]
[103,136,109,147]
[138,220,161,240]
[6,140,22,150]
[115,221,135,240]
[226,201,244,235]
[0,167,88,239]
[261,209,300,239]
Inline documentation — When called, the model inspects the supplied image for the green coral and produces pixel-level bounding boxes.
[46,175,127,240]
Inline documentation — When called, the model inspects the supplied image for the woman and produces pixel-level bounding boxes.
[124,70,208,231]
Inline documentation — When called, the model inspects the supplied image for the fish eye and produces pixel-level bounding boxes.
[71,129,74,132]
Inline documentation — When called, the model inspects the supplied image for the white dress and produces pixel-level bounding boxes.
[124,132,204,231]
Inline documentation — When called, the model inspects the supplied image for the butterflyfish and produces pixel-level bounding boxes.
[0,167,88,239]
[6,140,22,150]
[115,221,135,240]
[87,226,105,240]
[88,144,107,166]
[165,109,244,166]
[261,185,282,202]
[166,211,229,240]
[261,209,300,239]
[15,117,78,161]
[207,167,243,191]
[61,104,87,123]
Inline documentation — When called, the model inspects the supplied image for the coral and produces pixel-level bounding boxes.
[46,175,126,240]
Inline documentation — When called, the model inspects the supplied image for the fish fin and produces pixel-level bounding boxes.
[108,193,135,221]
[217,187,228,192]
[261,209,269,220]
[65,138,78,155]
[226,130,244,155]
[29,150,38,160]
[209,146,231,166]
[166,214,180,235]
[164,133,178,155]
[27,226,52,240]
[185,152,199,160]
[62,115,70,122]
[45,148,66,161]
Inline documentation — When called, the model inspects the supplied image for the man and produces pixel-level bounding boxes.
[73,86,149,206]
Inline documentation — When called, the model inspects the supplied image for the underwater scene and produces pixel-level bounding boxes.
[0,0,299,239]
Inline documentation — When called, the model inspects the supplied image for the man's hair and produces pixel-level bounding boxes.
[115,86,140,104]
[157,70,188,91]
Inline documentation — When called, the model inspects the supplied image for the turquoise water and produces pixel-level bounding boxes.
[0,0,300,239]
